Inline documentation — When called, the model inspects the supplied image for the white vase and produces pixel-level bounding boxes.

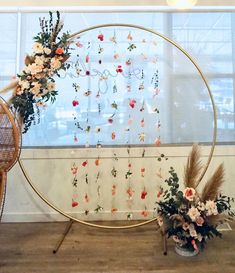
[175,243,199,257]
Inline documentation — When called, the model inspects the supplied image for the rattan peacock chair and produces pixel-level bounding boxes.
[0,96,21,221]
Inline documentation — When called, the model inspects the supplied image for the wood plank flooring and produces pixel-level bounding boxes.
[0,221,235,273]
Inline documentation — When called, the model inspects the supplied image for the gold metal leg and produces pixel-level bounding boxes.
[162,232,167,255]
[160,228,167,256]
[156,220,167,255]
[53,219,74,254]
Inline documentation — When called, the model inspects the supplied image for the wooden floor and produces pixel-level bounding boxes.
[0,221,235,273]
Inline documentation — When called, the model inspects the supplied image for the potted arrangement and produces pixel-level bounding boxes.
[156,145,234,256]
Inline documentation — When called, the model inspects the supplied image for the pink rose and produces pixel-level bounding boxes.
[196,216,204,226]
[183,187,196,201]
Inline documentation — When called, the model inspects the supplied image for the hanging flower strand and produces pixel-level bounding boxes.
[70,162,79,208]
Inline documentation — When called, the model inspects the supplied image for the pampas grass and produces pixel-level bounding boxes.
[201,163,225,202]
[184,144,203,189]
[184,144,225,202]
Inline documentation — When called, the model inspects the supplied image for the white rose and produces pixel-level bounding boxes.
[25,63,43,75]
[31,81,41,96]
[47,82,55,92]
[19,80,30,90]
[34,55,45,66]
[189,228,197,238]
[43,47,51,55]
[205,200,218,216]
[187,207,200,222]
[32,42,44,54]
[51,57,61,70]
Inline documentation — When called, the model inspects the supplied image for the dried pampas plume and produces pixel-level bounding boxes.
[201,163,225,202]
[184,144,203,189]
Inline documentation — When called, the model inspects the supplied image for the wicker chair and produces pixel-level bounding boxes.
[0,97,21,220]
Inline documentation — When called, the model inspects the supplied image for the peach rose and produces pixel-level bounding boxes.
[183,187,196,201]
[55,47,64,55]
[187,207,200,221]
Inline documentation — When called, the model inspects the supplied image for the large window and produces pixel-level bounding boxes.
[0,11,234,146]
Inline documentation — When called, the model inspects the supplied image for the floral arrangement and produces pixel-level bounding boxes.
[10,11,71,133]
[156,145,234,254]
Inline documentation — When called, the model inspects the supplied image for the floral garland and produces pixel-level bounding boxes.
[11,11,71,133]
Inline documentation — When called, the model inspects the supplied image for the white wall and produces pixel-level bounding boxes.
[2,145,235,223]
[1,1,235,7]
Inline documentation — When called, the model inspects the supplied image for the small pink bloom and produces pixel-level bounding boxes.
[141,209,149,217]
[82,160,88,167]
[112,185,116,196]
[113,53,119,59]
[108,118,113,124]
[129,99,137,108]
[191,240,198,251]
[155,137,161,146]
[98,33,104,41]
[95,159,100,166]
[85,55,89,63]
[141,190,148,199]
[116,65,123,73]
[76,41,83,48]
[72,100,79,107]
[72,200,79,207]
[111,207,118,214]
[126,187,135,198]
[111,132,116,140]
[140,118,145,127]
[127,32,133,41]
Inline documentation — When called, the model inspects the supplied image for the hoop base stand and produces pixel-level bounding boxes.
[53,219,168,255]
[53,219,74,254]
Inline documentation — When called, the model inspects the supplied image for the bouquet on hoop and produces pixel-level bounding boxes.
[1,11,72,133]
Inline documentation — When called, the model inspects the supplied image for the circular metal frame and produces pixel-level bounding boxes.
[18,23,217,229]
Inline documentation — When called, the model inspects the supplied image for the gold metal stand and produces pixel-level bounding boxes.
[53,219,74,254]
[53,219,168,255]
[12,23,215,254]
[161,228,168,256]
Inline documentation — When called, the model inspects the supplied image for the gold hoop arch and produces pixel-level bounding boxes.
[18,23,217,230]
